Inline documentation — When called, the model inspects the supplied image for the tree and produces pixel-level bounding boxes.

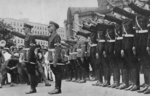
[0,19,15,48]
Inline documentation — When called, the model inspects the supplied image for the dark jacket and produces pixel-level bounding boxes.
[128,2,150,17]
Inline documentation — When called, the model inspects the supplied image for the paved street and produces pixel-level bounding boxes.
[0,78,148,96]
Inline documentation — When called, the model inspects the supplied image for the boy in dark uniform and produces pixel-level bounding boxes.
[11,23,51,87]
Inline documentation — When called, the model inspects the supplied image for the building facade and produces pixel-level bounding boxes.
[57,27,67,40]
[3,18,66,47]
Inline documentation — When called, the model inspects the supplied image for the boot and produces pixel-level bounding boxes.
[130,85,139,91]
[102,81,109,87]
[79,79,86,83]
[26,87,37,94]
[111,83,119,88]
[48,89,61,94]
[71,78,76,82]
[125,84,133,91]
[45,81,51,86]
[116,83,124,89]
[144,86,150,94]
[119,83,128,90]
[137,85,148,93]
[66,78,72,82]
[92,80,100,86]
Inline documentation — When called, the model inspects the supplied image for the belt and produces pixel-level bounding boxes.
[123,34,134,37]
[48,49,55,52]
[107,40,116,42]
[73,52,78,54]
[69,53,73,55]
[97,39,105,42]
[90,44,97,47]
[116,37,123,40]
[54,43,61,46]
[30,62,36,64]
[136,30,148,33]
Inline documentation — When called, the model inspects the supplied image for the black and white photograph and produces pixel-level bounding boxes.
[0,0,150,96]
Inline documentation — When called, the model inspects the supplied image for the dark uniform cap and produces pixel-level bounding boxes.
[49,21,59,29]
[24,23,33,29]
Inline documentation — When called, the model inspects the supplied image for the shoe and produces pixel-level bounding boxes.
[66,79,72,82]
[48,89,61,94]
[86,77,90,81]
[79,80,86,83]
[111,83,118,88]
[102,82,109,87]
[144,87,150,94]
[137,86,148,93]
[26,90,37,94]
[119,84,128,90]
[90,77,96,81]
[10,83,15,87]
[125,85,133,91]
[130,85,139,91]
[75,79,81,83]
[45,83,51,86]
[99,82,103,86]
[71,78,76,82]
[116,83,124,89]
[0,84,2,88]
[92,81,100,86]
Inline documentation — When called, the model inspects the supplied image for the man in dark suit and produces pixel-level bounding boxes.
[21,23,38,94]
[47,21,62,94]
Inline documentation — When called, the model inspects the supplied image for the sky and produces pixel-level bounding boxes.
[0,0,98,27]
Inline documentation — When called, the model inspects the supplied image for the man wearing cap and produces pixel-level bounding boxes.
[128,1,150,93]
[30,21,62,94]
[11,23,51,87]
[11,23,41,94]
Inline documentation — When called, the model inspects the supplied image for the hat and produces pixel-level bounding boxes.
[49,21,59,29]
[24,23,33,29]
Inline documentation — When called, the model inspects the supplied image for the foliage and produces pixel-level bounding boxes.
[0,19,15,48]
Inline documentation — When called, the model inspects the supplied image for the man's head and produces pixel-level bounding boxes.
[48,21,59,34]
[23,23,33,35]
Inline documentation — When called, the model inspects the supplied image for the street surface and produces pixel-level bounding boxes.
[0,75,147,96]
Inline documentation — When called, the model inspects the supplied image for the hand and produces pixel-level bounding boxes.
[132,46,136,55]
[114,51,115,54]
[103,51,107,58]
[146,46,150,55]
[96,53,99,59]
[121,50,124,57]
